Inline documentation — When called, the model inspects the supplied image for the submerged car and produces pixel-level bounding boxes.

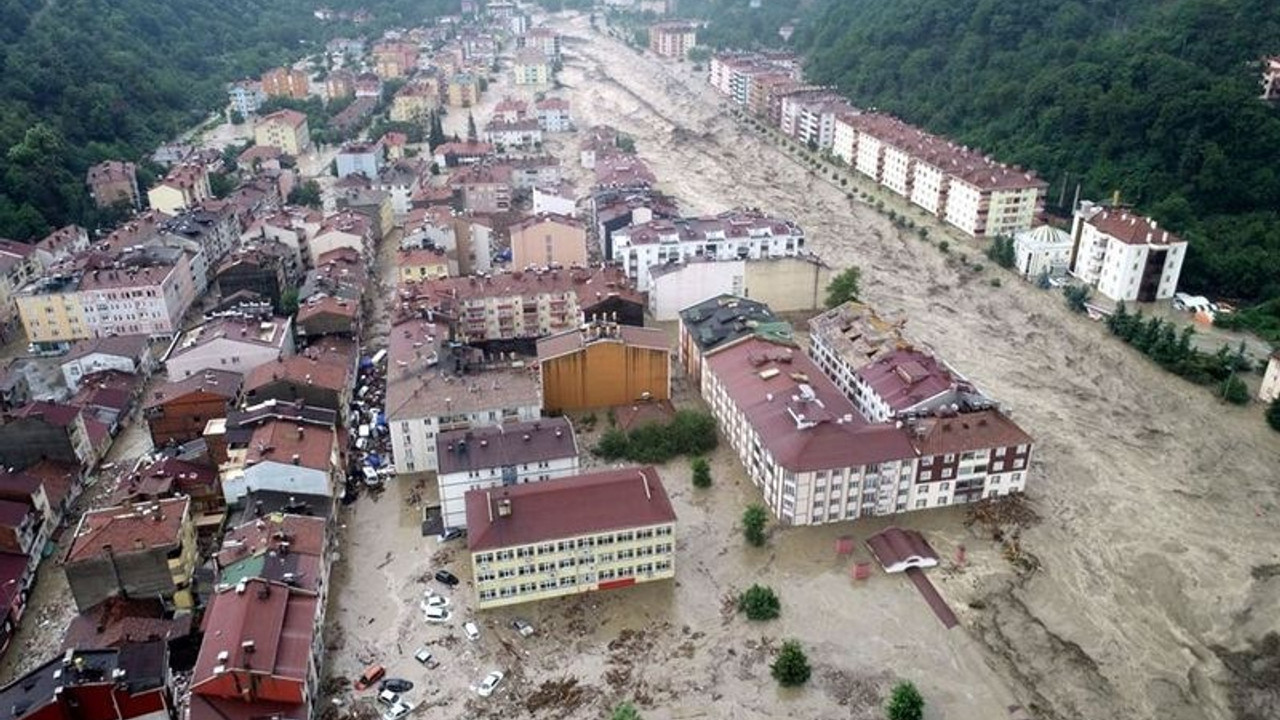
[475,670,504,698]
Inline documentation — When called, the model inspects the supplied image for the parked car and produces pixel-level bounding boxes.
[437,528,466,543]
[420,595,451,611]
[381,679,413,694]
[435,569,460,586]
[413,647,438,668]
[511,618,535,638]
[354,664,385,691]
[424,606,451,623]
[463,621,480,641]
[475,670,504,698]
[382,700,415,720]
[376,690,399,707]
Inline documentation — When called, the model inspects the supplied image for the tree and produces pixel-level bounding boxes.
[229,110,246,125]
[1267,397,1280,432]
[1063,285,1090,314]
[985,235,1016,269]
[288,180,322,209]
[280,288,300,316]
[208,172,236,199]
[738,584,780,620]
[610,702,641,720]
[742,504,768,547]
[616,135,636,154]
[428,112,446,148]
[1219,375,1249,405]
[770,640,811,687]
[687,46,711,63]
[825,266,861,308]
[691,456,712,488]
[886,681,925,720]
[467,111,478,142]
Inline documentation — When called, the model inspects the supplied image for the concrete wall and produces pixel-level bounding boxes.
[66,548,177,612]
[650,257,830,321]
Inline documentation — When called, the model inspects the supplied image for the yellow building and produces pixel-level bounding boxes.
[146,163,211,215]
[16,279,89,345]
[512,49,550,85]
[397,248,452,283]
[447,73,481,107]
[466,466,677,610]
[254,109,311,156]
[390,81,439,123]
[536,322,671,413]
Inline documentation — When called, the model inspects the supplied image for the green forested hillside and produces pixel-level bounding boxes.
[0,0,449,241]
[794,0,1280,304]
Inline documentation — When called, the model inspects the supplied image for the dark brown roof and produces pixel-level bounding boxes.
[436,418,576,475]
[536,323,669,362]
[865,527,938,573]
[145,370,243,409]
[62,597,192,650]
[1086,209,1184,247]
[466,466,675,551]
[908,409,1033,456]
[244,354,351,395]
[244,421,335,472]
[855,349,956,413]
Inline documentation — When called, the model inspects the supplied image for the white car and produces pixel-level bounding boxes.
[420,595,451,611]
[424,606,451,624]
[413,647,438,668]
[475,671,504,698]
[463,621,480,641]
[382,700,415,720]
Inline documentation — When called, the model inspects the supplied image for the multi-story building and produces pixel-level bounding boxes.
[261,67,310,99]
[164,314,294,380]
[242,347,353,414]
[397,248,452,283]
[215,243,292,311]
[648,22,697,58]
[533,184,577,217]
[903,409,1034,508]
[648,254,831,321]
[779,91,850,150]
[1068,201,1188,302]
[0,240,40,340]
[0,401,99,471]
[513,49,551,85]
[676,293,792,386]
[354,72,383,99]
[466,466,676,609]
[611,209,805,292]
[1262,56,1280,101]
[448,73,481,106]
[450,164,513,214]
[59,334,152,393]
[807,301,911,392]
[521,27,562,61]
[850,348,994,424]
[833,112,1047,237]
[219,419,342,504]
[390,80,440,122]
[0,645,172,720]
[708,51,802,107]
[336,141,384,179]
[309,210,373,265]
[86,160,141,209]
[509,214,587,269]
[147,162,211,215]
[535,97,573,132]
[326,69,355,100]
[436,417,578,530]
[385,359,542,474]
[228,80,266,116]
[254,110,311,156]
[144,369,243,446]
[63,497,196,610]
[537,321,670,413]
[372,40,419,79]
[402,266,644,346]
[484,118,544,148]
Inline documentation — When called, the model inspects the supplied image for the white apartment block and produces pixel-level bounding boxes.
[435,418,578,530]
[610,210,805,292]
[1069,201,1187,302]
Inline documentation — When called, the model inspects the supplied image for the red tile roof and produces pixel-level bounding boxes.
[62,597,192,650]
[466,466,676,552]
[1085,209,1184,247]
[12,401,82,428]
[296,295,359,324]
[216,513,325,568]
[191,579,317,700]
[22,459,78,509]
[113,457,218,505]
[0,499,32,529]
[145,369,243,409]
[866,527,938,573]
[261,109,308,129]
[65,497,189,564]
[704,337,917,471]
[244,354,352,395]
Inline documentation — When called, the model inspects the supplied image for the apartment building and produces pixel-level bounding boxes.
[219,419,342,504]
[533,184,577,217]
[509,214,587,269]
[648,22,697,58]
[372,40,419,79]
[436,417,578,530]
[164,314,294,380]
[648,254,831,321]
[147,162,211,215]
[904,409,1033,508]
[450,164,513,214]
[535,97,574,132]
[448,73,481,106]
[1068,201,1188,302]
[610,209,806,292]
[521,27,562,61]
[536,321,670,413]
[807,301,911,393]
[86,160,140,209]
[326,70,355,100]
[0,240,40,339]
[64,497,196,611]
[261,67,310,99]
[386,359,542,474]
[0,645,172,720]
[390,80,440,122]
[336,141,384,179]
[701,335,921,524]
[484,118,544,148]
[834,112,1047,237]
[513,49,551,85]
[779,91,851,150]
[466,466,676,609]
[254,110,311,156]
[676,293,791,386]
[397,248,452,283]
[709,51,802,106]
[850,349,994,423]
[401,266,644,346]
[144,370,243,446]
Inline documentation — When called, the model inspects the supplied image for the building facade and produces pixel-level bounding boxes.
[1068,201,1188,302]
[648,255,831,321]
[509,214,587,269]
[648,22,697,58]
[536,322,670,413]
[466,467,676,610]
[254,110,312,156]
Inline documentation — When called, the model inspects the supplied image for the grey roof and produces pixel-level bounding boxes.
[436,418,577,475]
[678,294,791,353]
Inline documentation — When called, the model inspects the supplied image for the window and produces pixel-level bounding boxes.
[937,497,949,506]
[921,456,933,467]
[943,454,955,463]
[940,482,950,492]
[942,468,953,479]
[915,499,927,509]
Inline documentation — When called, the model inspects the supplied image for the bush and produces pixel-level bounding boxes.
[985,235,1017,269]
[742,504,768,546]
[1267,398,1280,432]
[771,640,811,687]
[1220,375,1250,405]
[611,702,641,720]
[738,584,780,620]
[825,266,862,308]
[691,456,712,488]
[592,410,718,463]
[989,278,1002,288]
[1063,285,1090,313]
[886,681,925,720]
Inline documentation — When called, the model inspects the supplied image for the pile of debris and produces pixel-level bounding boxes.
[523,677,592,714]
